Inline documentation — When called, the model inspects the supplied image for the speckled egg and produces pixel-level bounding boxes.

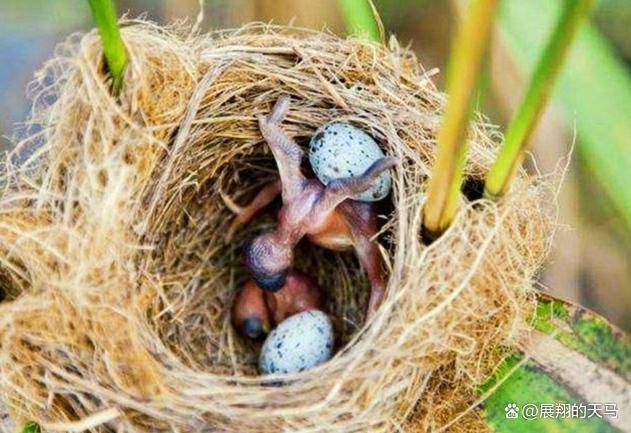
[259,310,334,375]
[309,122,392,202]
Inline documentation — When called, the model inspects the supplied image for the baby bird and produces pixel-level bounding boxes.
[228,95,395,320]
[232,280,272,340]
[232,270,324,340]
[265,271,324,325]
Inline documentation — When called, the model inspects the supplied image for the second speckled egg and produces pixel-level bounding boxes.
[309,122,392,202]
[259,310,334,375]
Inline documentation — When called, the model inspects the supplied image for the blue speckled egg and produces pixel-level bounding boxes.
[259,310,334,375]
[309,122,392,202]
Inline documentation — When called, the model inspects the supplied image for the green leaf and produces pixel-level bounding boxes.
[496,0,631,232]
[87,0,127,94]
[478,293,630,432]
[22,422,41,433]
[533,294,631,375]
[480,355,621,433]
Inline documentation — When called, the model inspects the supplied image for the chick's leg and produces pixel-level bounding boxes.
[258,95,306,200]
[222,180,281,241]
[318,157,397,215]
[354,234,386,320]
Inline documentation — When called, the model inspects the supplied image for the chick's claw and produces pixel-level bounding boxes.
[266,94,291,124]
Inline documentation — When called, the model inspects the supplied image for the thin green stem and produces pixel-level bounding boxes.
[337,0,382,43]
[484,0,594,199]
[422,0,498,240]
[87,0,127,95]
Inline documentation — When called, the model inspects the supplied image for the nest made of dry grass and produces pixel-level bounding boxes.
[0,21,556,433]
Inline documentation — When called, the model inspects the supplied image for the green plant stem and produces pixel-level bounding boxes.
[422,0,498,240]
[484,0,594,199]
[87,0,127,94]
[498,0,631,234]
[337,0,382,42]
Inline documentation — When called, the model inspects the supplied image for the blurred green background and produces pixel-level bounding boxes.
[0,0,629,330]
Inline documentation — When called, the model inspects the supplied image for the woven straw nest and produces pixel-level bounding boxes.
[0,21,556,433]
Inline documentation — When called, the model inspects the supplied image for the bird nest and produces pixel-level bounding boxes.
[0,21,556,433]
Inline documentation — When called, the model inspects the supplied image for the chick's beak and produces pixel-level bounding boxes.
[232,280,273,340]
[254,271,287,292]
[243,317,270,340]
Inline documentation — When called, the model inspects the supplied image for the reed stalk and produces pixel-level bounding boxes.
[88,0,127,94]
[422,0,498,240]
[484,0,594,199]
[337,0,382,43]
